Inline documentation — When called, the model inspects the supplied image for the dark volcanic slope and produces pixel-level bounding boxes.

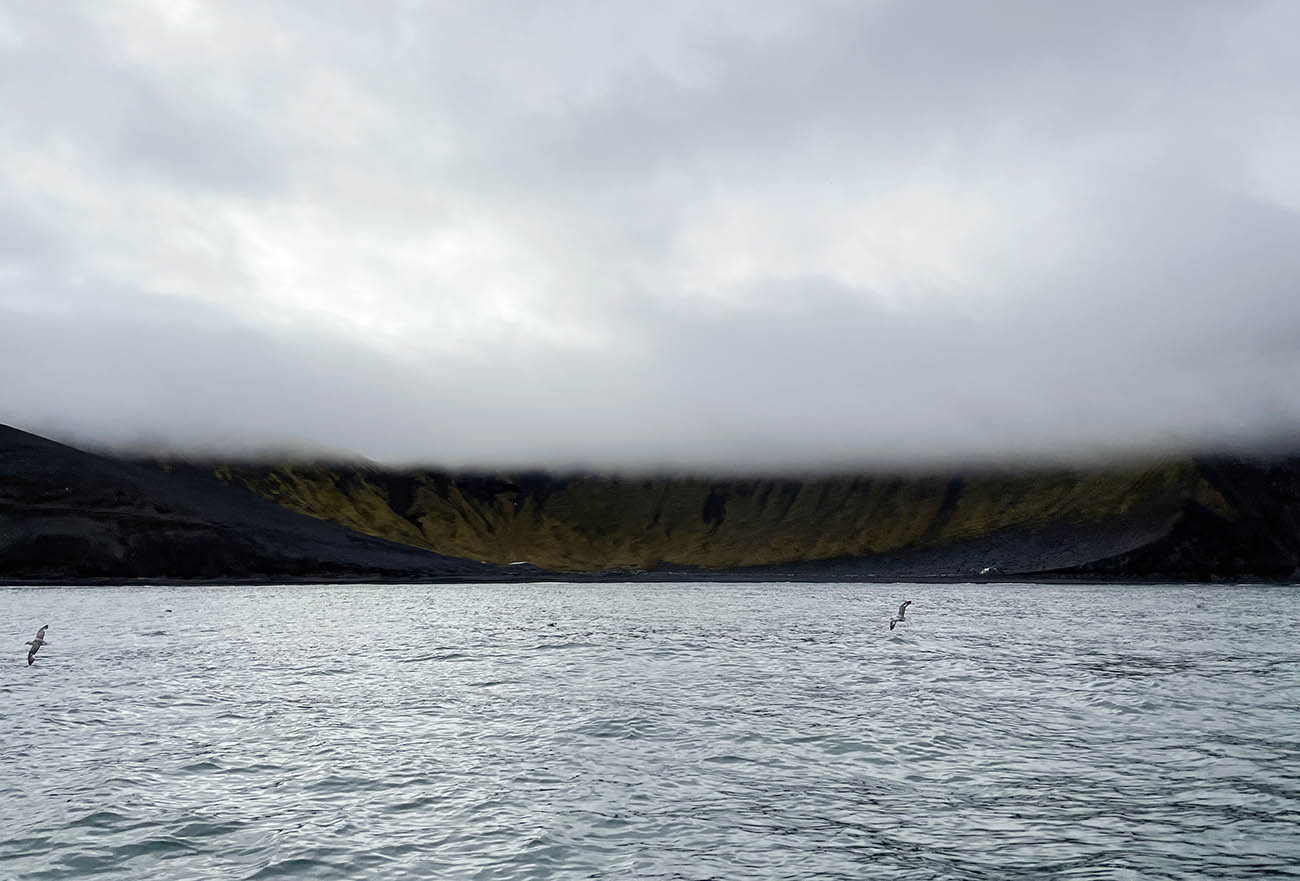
[0,425,509,581]
[1051,458,1300,580]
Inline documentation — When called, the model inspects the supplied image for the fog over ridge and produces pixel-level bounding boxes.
[3,2,1300,470]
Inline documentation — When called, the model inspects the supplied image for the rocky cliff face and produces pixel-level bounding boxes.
[1053,458,1300,580]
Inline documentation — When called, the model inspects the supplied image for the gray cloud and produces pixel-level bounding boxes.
[2,1,1299,470]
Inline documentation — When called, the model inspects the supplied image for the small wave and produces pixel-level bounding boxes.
[109,835,198,860]
[179,760,223,772]
[574,717,661,740]
[172,819,246,839]
[403,652,470,662]
[65,809,142,831]
[245,856,349,880]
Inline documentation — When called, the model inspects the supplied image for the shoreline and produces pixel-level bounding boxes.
[4,572,1296,587]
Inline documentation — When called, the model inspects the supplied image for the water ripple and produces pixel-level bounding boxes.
[2,582,1299,879]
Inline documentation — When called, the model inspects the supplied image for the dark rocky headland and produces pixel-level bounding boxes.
[3,422,1300,583]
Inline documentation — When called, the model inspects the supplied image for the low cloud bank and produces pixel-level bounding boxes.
[3,2,1300,470]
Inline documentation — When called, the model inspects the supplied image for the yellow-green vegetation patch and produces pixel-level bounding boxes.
[211,458,1223,571]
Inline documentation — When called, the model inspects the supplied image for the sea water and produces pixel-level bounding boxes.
[2,582,1298,880]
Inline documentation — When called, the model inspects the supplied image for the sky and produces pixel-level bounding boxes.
[2,1,1300,471]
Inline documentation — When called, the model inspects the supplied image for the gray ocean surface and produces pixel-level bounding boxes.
[2,582,1299,881]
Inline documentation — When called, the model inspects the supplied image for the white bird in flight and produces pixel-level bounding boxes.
[889,601,912,631]
[25,625,48,666]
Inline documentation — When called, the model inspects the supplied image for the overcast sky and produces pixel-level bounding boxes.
[3,1,1300,470]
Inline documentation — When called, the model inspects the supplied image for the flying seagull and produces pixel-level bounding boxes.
[889,601,913,631]
[25,625,48,665]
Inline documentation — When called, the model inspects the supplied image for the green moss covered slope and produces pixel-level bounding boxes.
[208,461,1235,572]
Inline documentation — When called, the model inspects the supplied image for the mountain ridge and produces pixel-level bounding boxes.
[4,423,1299,582]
